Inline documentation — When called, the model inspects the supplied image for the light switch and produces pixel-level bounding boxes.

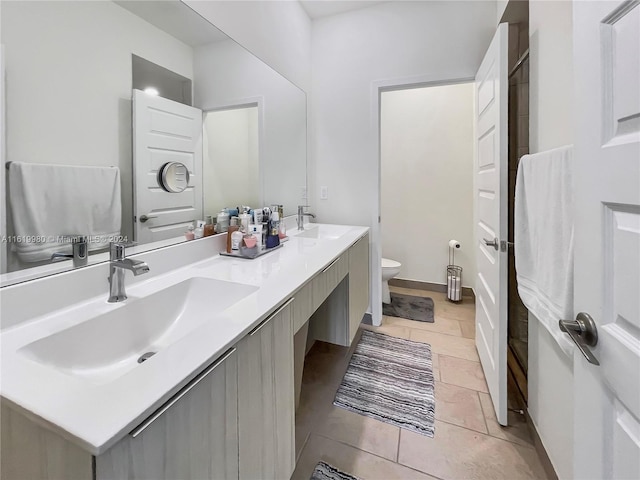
[320,186,328,200]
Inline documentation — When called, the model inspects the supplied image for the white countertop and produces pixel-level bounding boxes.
[0,223,369,455]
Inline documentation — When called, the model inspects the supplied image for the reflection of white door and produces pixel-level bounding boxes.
[572,2,640,478]
[474,23,508,426]
[133,89,203,244]
[1,45,6,273]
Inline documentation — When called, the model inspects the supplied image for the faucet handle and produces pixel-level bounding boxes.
[298,205,310,212]
[110,242,126,261]
[110,241,139,261]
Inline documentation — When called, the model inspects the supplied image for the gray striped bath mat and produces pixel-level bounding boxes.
[334,330,435,437]
[310,461,360,480]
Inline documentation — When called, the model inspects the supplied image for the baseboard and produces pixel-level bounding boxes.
[389,278,475,299]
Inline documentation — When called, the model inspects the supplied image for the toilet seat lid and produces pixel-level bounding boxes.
[382,258,401,268]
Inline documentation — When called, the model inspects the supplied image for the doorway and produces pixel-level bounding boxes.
[380,82,475,295]
[506,22,530,404]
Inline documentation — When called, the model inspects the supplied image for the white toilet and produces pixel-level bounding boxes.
[381,257,402,304]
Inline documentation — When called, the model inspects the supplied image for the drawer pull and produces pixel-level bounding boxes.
[249,297,295,336]
[130,347,236,438]
[322,258,340,273]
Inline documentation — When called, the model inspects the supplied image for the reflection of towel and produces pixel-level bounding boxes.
[515,146,574,356]
[8,162,121,262]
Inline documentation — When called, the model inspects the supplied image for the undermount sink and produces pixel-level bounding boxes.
[295,224,352,240]
[19,277,257,384]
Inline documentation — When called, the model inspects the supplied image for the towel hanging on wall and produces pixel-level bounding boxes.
[7,161,122,263]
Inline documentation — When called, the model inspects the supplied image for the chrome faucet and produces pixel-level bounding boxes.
[297,205,316,231]
[108,242,149,303]
[51,235,88,267]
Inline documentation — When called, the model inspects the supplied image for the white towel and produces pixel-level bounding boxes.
[515,145,574,356]
[8,162,122,263]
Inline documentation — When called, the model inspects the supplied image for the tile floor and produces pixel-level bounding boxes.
[292,286,548,480]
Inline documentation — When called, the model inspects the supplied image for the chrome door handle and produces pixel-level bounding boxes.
[483,237,499,251]
[139,214,158,223]
[559,312,599,366]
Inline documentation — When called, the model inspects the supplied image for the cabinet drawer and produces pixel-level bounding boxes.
[96,348,239,480]
[292,281,313,333]
[312,253,348,311]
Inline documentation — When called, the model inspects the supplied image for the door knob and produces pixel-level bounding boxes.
[139,214,157,223]
[559,312,599,366]
[483,237,499,251]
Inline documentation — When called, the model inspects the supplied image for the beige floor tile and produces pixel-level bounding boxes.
[383,314,462,337]
[390,286,441,299]
[362,320,412,339]
[295,342,350,458]
[293,433,438,480]
[398,421,548,480]
[435,300,475,322]
[313,406,400,461]
[435,382,487,434]
[410,329,480,362]
[439,355,489,393]
[295,379,336,458]
[478,392,534,448]
[459,318,476,339]
[432,353,440,381]
[302,341,350,389]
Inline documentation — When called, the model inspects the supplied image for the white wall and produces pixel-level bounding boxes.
[529,0,573,152]
[381,83,476,287]
[527,2,574,479]
[311,1,496,318]
[1,1,193,253]
[203,107,259,215]
[194,40,306,217]
[184,0,311,92]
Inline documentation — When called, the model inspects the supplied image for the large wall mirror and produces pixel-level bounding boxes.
[0,0,307,286]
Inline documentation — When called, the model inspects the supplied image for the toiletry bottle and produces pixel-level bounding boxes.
[185,224,195,241]
[226,225,239,253]
[204,215,214,237]
[216,209,230,233]
[270,211,280,236]
[231,228,243,251]
[266,212,280,248]
[250,223,263,250]
[194,220,205,239]
[239,208,251,233]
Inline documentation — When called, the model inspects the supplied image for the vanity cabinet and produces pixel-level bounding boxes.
[348,232,370,344]
[96,348,239,480]
[237,299,295,480]
[310,233,370,347]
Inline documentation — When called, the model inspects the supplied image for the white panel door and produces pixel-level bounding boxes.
[572,2,640,478]
[133,89,203,244]
[474,23,509,426]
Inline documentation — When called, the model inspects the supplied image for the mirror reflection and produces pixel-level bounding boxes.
[0,0,307,286]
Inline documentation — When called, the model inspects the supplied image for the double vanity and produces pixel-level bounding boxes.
[0,221,370,480]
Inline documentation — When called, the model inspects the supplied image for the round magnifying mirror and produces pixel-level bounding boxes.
[158,162,190,193]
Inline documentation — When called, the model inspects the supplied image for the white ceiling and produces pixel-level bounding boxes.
[299,0,390,19]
